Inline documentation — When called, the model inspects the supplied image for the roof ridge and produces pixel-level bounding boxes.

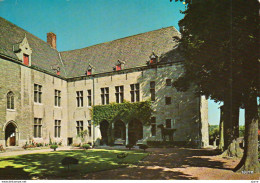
[60,26,176,53]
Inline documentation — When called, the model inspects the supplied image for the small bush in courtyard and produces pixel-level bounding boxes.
[0,144,5,152]
[50,145,58,151]
[82,144,91,149]
[139,144,149,152]
[126,144,134,150]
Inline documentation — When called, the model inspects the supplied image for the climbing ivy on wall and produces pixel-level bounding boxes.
[91,100,153,125]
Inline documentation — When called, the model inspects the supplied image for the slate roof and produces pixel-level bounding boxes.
[0,17,67,77]
[61,27,182,78]
[0,17,182,79]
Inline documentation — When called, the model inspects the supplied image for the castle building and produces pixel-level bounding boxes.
[0,17,209,147]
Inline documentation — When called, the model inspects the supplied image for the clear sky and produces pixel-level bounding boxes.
[0,0,245,126]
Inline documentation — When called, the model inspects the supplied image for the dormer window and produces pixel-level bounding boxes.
[116,64,121,71]
[87,69,92,76]
[86,64,94,76]
[113,60,125,71]
[149,52,158,64]
[51,65,60,76]
[23,54,29,66]
[13,35,32,66]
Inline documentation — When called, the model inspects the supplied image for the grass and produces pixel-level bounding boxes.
[0,149,148,180]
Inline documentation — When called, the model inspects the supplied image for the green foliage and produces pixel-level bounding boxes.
[82,144,91,149]
[92,100,153,125]
[0,149,148,179]
[209,126,219,142]
[239,126,245,137]
[138,144,149,152]
[50,145,58,151]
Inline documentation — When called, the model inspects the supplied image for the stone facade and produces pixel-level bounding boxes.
[0,57,209,147]
[0,18,209,148]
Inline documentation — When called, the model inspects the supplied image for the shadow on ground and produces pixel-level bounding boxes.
[84,147,229,180]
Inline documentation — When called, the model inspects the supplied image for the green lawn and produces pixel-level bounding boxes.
[0,149,148,180]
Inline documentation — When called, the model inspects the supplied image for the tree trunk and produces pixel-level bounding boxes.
[223,91,240,150]
[234,94,259,173]
[218,105,224,151]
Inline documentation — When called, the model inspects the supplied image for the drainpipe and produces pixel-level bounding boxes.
[92,76,95,146]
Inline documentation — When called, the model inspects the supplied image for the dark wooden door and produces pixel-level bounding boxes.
[10,136,15,146]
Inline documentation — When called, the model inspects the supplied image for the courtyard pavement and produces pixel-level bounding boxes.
[0,146,259,180]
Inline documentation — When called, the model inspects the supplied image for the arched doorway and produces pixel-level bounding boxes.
[100,120,109,145]
[128,119,143,145]
[114,120,126,140]
[5,122,17,147]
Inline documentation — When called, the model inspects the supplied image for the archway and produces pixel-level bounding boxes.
[114,120,126,140]
[5,122,17,146]
[128,119,143,145]
[100,120,109,145]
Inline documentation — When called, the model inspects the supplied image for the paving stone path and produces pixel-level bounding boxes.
[84,147,260,180]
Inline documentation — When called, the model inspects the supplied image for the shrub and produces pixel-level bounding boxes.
[0,144,5,152]
[126,144,134,150]
[139,144,149,152]
[50,145,58,151]
[82,144,91,149]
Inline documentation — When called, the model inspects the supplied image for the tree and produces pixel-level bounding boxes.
[171,0,259,172]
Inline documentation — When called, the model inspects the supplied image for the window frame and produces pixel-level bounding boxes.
[54,120,61,138]
[151,117,156,136]
[54,90,61,107]
[76,91,84,107]
[7,91,14,110]
[150,81,155,101]
[101,87,109,105]
[34,84,42,103]
[76,121,84,136]
[34,118,42,138]
[115,86,124,103]
[130,83,140,102]
[165,96,172,105]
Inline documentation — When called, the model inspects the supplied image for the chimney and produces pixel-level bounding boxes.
[47,32,56,49]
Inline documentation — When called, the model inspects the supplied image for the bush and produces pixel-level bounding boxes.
[0,144,5,152]
[82,144,91,149]
[50,145,58,151]
[139,144,149,151]
[126,144,134,150]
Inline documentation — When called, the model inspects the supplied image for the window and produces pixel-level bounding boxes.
[166,119,171,128]
[54,120,61,138]
[151,117,156,136]
[116,64,121,71]
[76,91,83,107]
[76,121,83,135]
[115,86,124,103]
[166,79,172,86]
[54,90,61,107]
[101,87,109,105]
[7,91,14,109]
[150,81,155,101]
[130,83,140,102]
[34,84,42,103]
[23,54,29,66]
[87,90,92,106]
[34,118,42,138]
[87,69,92,76]
[88,120,92,137]
[165,97,171,105]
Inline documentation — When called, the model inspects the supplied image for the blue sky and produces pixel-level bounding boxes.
[0,0,245,125]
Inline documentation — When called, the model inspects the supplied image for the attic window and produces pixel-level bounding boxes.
[86,64,94,76]
[113,60,125,71]
[116,64,121,71]
[23,54,29,66]
[87,69,92,76]
[149,52,158,64]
